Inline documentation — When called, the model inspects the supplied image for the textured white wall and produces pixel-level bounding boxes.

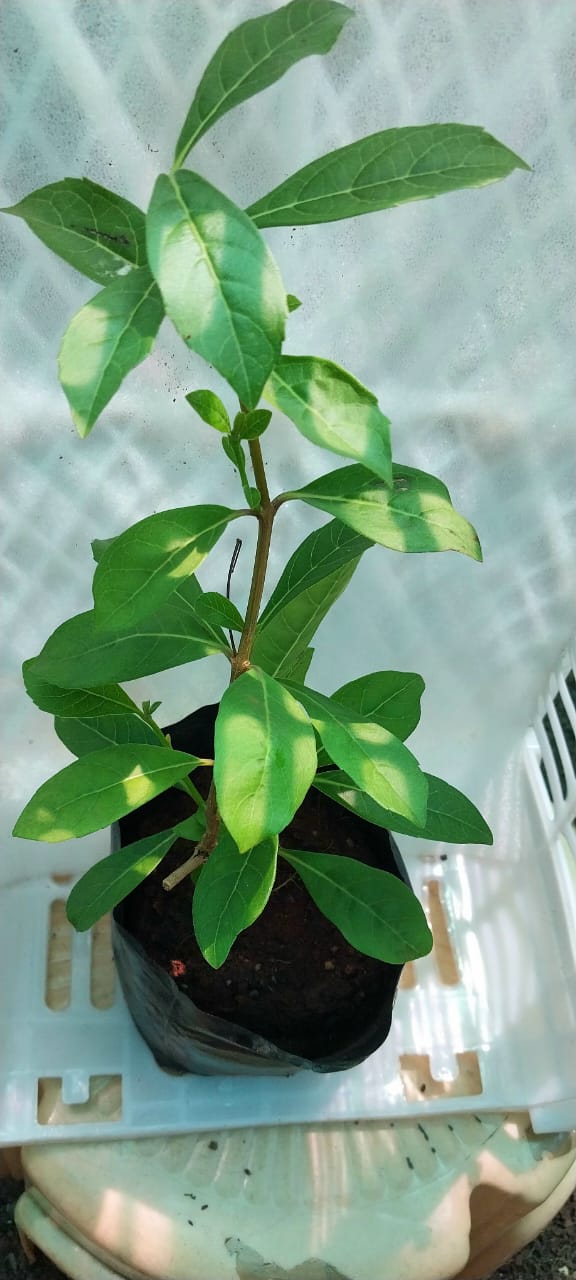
[1,0,576,878]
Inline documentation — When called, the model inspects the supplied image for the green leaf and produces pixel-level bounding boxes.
[186,389,230,434]
[333,671,425,741]
[283,682,428,825]
[233,409,272,441]
[265,356,392,483]
[13,744,204,842]
[55,713,158,758]
[91,536,116,564]
[260,518,371,627]
[292,463,482,560]
[193,828,278,968]
[146,171,286,409]
[195,592,244,633]
[67,828,177,931]
[31,578,228,689]
[282,647,314,684]
[58,267,164,437]
[1,178,147,284]
[253,517,370,679]
[172,0,352,167]
[23,660,137,719]
[281,849,433,962]
[222,435,261,508]
[248,124,530,228]
[314,771,493,845]
[66,809,204,930]
[92,504,238,632]
[214,667,317,852]
[287,293,302,312]
[253,557,361,680]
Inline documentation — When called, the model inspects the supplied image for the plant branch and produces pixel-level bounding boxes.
[271,491,294,513]
[138,703,207,810]
[178,776,208,809]
[166,424,276,891]
[232,501,274,674]
[197,782,220,854]
[248,438,270,506]
[163,850,206,892]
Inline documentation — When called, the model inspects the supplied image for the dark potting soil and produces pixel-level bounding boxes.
[120,770,401,1059]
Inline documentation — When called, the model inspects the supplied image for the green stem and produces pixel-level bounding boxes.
[172,432,275,873]
[248,437,270,506]
[139,704,206,811]
[232,439,274,676]
[178,776,208,810]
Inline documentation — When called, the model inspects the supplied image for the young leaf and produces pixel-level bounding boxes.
[67,828,178,931]
[186,389,230,434]
[92,505,238,632]
[291,463,482,560]
[13,744,204,842]
[265,356,392,484]
[172,0,352,167]
[31,578,228,689]
[287,293,302,312]
[283,682,428,825]
[248,124,530,228]
[252,557,361,680]
[314,771,493,845]
[146,171,286,408]
[193,828,278,968]
[233,409,272,441]
[222,436,261,508]
[281,849,433,962]
[214,667,317,852]
[55,713,158,758]
[195,592,244,633]
[259,518,371,627]
[58,267,164,437]
[23,661,137,719]
[1,178,146,283]
[333,671,425,741]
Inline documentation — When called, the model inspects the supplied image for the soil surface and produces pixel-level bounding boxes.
[120,769,402,1059]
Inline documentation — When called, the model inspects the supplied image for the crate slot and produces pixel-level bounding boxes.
[400,1053,483,1101]
[90,914,116,1010]
[45,900,72,1012]
[37,1076,122,1126]
[425,880,460,987]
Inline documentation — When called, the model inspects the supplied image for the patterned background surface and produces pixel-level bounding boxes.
[2,2,575,876]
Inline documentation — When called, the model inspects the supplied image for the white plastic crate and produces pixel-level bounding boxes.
[1,0,576,1143]
[1,684,576,1144]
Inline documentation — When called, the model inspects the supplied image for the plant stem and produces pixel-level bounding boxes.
[232,439,274,676]
[163,850,206,892]
[179,776,208,810]
[164,435,275,889]
[139,704,207,810]
[248,437,270,506]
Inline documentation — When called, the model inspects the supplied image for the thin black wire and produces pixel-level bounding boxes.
[226,538,242,655]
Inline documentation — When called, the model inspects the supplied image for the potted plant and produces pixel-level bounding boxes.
[6,0,527,1077]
